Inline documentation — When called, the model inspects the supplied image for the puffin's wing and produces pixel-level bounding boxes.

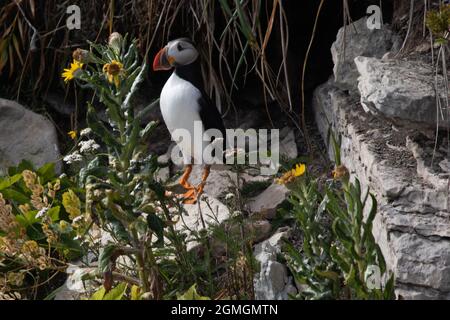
[197,94,226,140]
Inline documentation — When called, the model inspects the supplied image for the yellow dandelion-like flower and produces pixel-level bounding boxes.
[67,130,77,140]
[103,60,124,88]
[293,163,306,177]
[62,60,84,83]
[276,163,306,185]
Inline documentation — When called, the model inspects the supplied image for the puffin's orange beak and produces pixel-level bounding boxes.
[153,47,173,71]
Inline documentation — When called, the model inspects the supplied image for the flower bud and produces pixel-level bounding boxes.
[72,48,91,64]
[108,32,123,54]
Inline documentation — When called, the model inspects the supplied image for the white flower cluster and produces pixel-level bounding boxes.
[80,128,92,137]
[63,151,83,164]
[79,139,100,154]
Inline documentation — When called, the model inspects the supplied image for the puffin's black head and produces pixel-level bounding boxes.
[153,38,199,71]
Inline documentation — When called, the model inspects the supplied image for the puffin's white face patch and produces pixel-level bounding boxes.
[167,39,199,66]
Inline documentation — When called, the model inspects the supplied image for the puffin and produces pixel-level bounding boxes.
[153,38,226,204]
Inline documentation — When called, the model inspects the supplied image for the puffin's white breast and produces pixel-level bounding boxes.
[160,72,206,163]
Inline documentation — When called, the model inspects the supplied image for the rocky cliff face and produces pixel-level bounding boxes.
[314,17,450,299]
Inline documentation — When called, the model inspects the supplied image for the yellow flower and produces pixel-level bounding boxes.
[62,60,83,83]
[103,60,124,87]
[68,130,77,140]
[293,163,306,177]
[276,163,306,185]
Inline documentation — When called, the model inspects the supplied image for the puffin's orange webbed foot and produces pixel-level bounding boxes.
[183,166,210,204]
[181,187,198,204]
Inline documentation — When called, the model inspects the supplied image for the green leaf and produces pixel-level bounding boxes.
[8,160,34,176]
[383,274,396,300]
[317,194,329,215]
[362,194,377,244]
[140,121,157,140]
[90,286,106,300]
[121,63,147,111]
[147,213,165,246]
[79,156,109,184]
[130,285,142,300]
[177,284,210,300]
[314,269,340,282]
[122,118,140,161]
[0,174,22,191]
[37,163,56,183]
[16,210,39,227]
[87,103,121,152]
[98,244,118,273]
[103,282,128,300]
[0,188,28,203]
[110,220,130,242]
[47,206,60,222]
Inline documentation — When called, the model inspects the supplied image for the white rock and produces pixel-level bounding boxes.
[331,17,399,91]
[0,98,61,173]
[186,166,237,199]
[54,264,97,300]
[179,193,231,234]
[254,228,296,300]
[355,56,449,128]
[245,219,272,243]
[248,183,289,214]
[279,127,298,159]
[155,166,170,182]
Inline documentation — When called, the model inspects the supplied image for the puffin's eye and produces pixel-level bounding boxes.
[177,43,184,51]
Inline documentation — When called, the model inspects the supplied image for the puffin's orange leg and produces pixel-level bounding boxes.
[195,166,210,197]
[179,164,197,202]
[183,166,210,205]
[179,164,194,189]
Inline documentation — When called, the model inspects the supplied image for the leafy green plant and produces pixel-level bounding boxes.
[61,33,213,300]
[0,161,82,300]
[426,4,450,45]
[282,138,395,300]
